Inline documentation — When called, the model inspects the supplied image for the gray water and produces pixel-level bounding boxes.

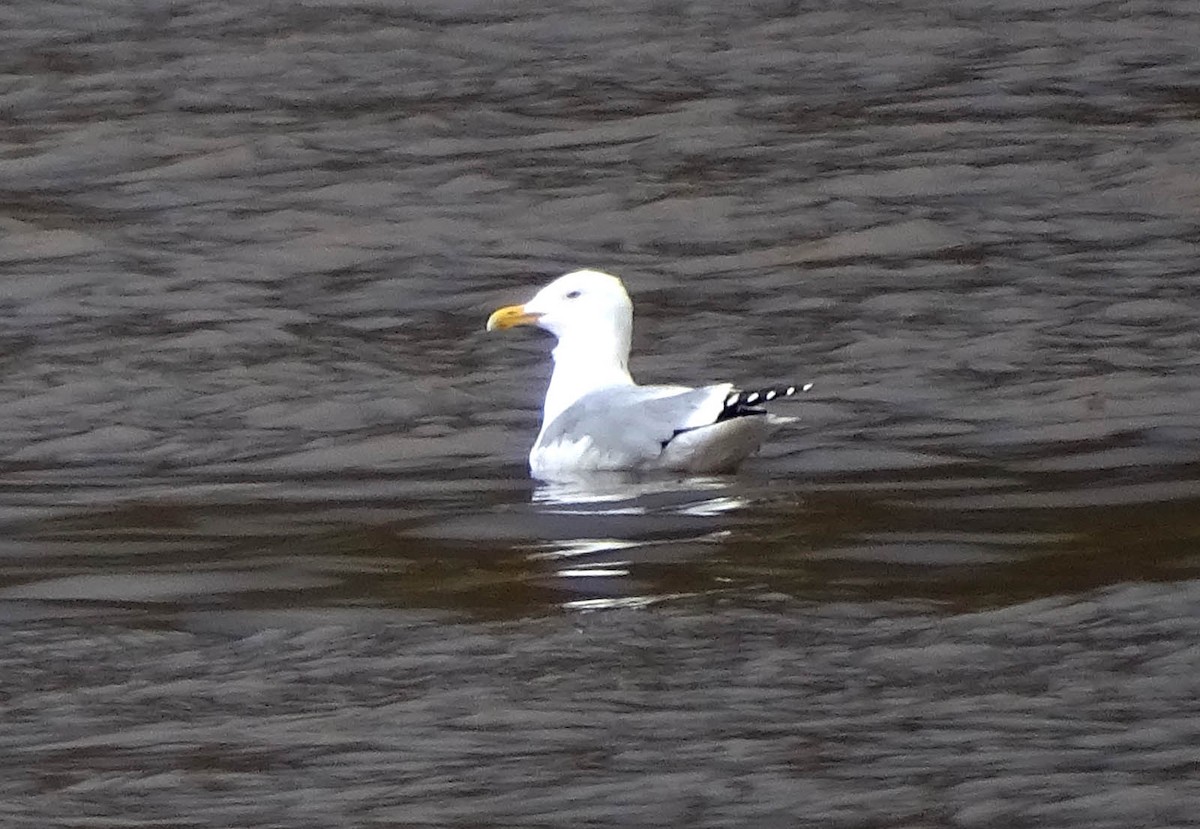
[2,0,1200,825]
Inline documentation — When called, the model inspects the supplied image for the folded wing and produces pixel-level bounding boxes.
[531,382,808,477]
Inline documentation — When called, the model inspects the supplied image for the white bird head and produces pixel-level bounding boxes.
[487,270,637,422]
[487,269,633,347]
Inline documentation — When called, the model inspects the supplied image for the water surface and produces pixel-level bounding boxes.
[2,0,1199,824]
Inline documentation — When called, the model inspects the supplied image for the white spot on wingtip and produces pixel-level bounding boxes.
[802,383,813,391]
[765,390,776,400]
[746,393,759,404]
[786,386,796,395]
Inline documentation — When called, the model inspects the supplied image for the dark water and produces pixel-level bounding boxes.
[3,0,1200,825]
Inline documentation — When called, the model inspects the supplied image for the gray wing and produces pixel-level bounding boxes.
[536,384,729,465]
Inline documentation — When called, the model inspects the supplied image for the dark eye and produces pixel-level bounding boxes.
[565,290,582,299]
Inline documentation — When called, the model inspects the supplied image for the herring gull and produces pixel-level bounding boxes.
[487,269,809,479]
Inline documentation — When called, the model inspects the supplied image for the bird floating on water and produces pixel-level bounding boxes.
[486,269,810,480]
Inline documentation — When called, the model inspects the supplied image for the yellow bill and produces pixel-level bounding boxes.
[486,304,541,331]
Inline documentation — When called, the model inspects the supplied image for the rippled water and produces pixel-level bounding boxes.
[3,0,1200,824]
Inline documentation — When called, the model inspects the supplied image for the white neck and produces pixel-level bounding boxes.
[541,329,634,426]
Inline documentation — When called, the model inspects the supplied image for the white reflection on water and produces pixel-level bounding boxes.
[531,473,734,508]
[522,474,754,609]
[555,567,631,577]
[562,593,694,612]
[677,496,748,516]
[532,475,750,521]
[527,538,643,560]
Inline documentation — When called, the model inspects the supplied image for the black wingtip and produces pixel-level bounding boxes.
[719,382,812,420]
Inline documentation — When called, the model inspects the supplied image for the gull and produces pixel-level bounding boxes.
[487,269,809,479]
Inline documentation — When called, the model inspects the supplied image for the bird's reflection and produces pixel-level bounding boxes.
[532,473,743,512]
[525,473,751,609]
